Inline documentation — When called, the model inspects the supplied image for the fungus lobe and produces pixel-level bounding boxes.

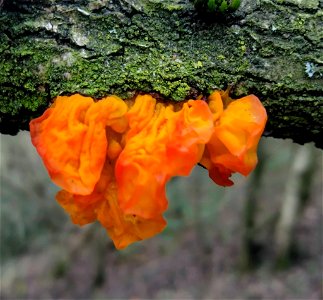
[200,91,267,186]
[30,94,127,195]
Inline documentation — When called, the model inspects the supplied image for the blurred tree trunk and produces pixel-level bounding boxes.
[240,140,267,270]
[0,0,322,148]
[274,143,317,267]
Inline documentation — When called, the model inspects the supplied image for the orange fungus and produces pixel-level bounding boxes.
[30,94,127,195]
[200,91,268,186]
[115,95,214,219]
[29,90,267,249]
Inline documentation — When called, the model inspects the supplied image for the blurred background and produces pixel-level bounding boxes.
[0,132,322,299]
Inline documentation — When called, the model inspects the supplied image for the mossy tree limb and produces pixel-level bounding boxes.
[0,0,322,148]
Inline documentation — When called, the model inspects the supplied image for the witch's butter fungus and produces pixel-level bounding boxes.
[30,91,267,249]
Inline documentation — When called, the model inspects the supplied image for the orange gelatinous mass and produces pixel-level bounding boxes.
[115,95,214,219]
[30,94,127,195]
[200,91,267,186]
[97,172,166,250]
[57,160,166,250]
[30,90,267,249]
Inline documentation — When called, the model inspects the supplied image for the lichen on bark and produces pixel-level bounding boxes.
[0,0,322,148]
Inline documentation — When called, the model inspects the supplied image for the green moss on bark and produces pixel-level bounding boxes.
[0,0,322,147]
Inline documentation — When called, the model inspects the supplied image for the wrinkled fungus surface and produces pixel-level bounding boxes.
[30,91,267,249]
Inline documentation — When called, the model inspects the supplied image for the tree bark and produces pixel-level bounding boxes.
[0,0,322,147]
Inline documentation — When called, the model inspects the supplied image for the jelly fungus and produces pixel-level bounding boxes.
[30,91,267,249]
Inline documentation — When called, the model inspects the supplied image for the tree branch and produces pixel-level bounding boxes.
[0,0,322,147]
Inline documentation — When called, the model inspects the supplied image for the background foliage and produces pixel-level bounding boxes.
[0,133,322,299]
